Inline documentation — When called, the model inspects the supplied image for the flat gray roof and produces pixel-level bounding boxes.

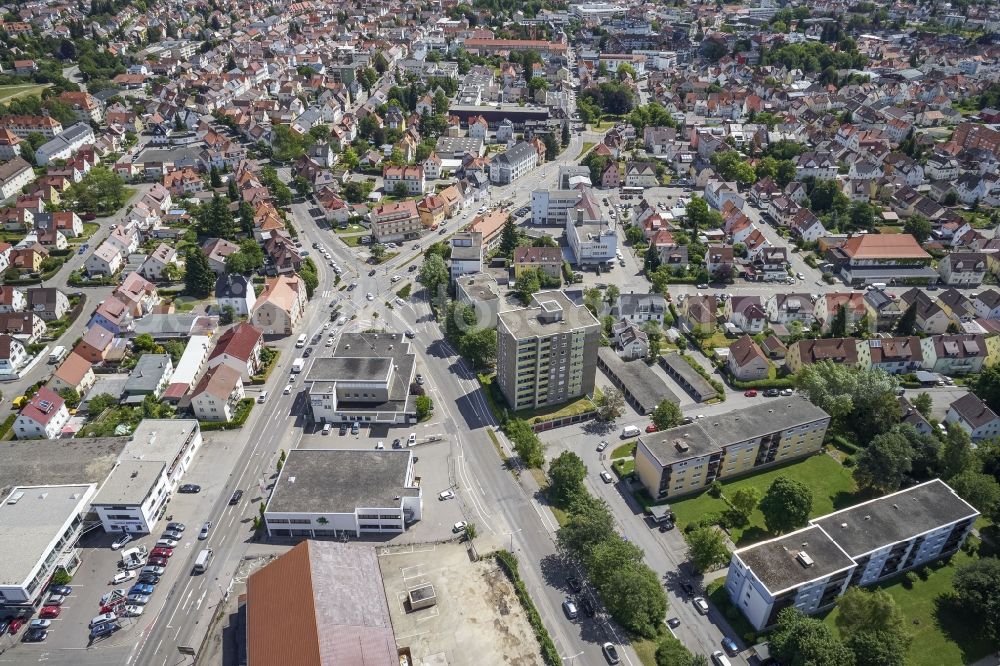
[91,460,165,506]
[306,334,415,413]
[308,357,392,382]
[738,525,856,594]
[640,397,830,466]
[498,290,600,339]
[0,437,128,499]
[266,450,418,514]
[0,484,95,587]
[124,419,199,465]
[598,347,678,413]
[812,479,979,558]
[660,353,717,400]
[125,354,172,392]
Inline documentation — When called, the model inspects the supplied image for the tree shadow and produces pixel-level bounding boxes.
[582,419,615,436]
[736,526,770,546]
[932,592,993,663]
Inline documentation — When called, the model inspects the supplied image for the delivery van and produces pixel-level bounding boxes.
[621,425,640,439]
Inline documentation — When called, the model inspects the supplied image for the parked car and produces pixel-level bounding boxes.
[39,606,60,619]
[126,594,150,606]
[693,596,709,614]
[667,617,681,628]
[562,598,578,619]
[0,619,9,634]
[137,574,160,586]
[596,441,609,452]
[90,622,121,640]
[601,642,621,664]
[438,490,455,500]
[161,530,182,541]
[100,589,128,605]
[743,390,757,397]
[90,613,117,627]
[722,637,739,655]
[580,595,595,617]
[156,538,178,548]
[645,424,658,433]
[151,547,173,558]
[566,576,583,593]
[781,388,794,396]
[452,521,468,533]
[148,556,168,567]
[762,388,780,397]
[167,522,185,533]
[141,566,165,577]
[45,595,65,606]
[110,570,135,586]
[49,585,71,596]
[28,619,50,630]
[111,533,133,550]
[600,471,613,483]
[8,617,24,632]
[178,484,201,493]
[129,584,154,596]
[338,424,347,435]
[22,628,47,642]
[122,605,144,618]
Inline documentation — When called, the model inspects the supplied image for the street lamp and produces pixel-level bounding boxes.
[503,528,523,551]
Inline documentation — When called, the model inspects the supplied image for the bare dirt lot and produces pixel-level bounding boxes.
[379,543,543,666]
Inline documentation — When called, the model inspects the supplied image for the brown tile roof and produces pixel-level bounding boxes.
[191,363,241,400]
[841,233,930,260]
[53,352,92,386]
[209,323,262,363]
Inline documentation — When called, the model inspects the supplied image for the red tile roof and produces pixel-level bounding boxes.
[209,323,262,363]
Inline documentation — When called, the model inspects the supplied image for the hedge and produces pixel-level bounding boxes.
[493,550,561,666]
[0,413,15,440]
[198,399,255,431]
[678,352,727,401]
[828,434,861,455]
[729,376,796,390]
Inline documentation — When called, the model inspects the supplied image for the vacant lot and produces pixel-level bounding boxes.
[669,453,862,544]
[823,550,993,666]
[0,83,49,102]
[379,543,543,666]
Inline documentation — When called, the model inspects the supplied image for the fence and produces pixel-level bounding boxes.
[529,410,597,433]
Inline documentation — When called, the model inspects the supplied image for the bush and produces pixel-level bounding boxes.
[729,376,795,390]
[493,551,561,666]
[51,569,72,585]
[198,399,255,430]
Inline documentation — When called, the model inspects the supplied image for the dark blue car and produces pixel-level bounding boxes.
[129,583,154,596]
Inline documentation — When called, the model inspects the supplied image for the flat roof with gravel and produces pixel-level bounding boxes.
[736,525,856,594]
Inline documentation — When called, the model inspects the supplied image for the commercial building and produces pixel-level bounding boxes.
[450,231,483,281]
[91,420,203,534]
[565,191,617,266]
[264,449,422,538]
[496,290,601,411]
[0,484,96,613]
[245,540,398,666]
[305,333,416,424]
[489,142,538,185]
[369,200,423,243]
[531,188,587,226]
[635,398,830,501]
[725,479,979,631]
[828,233,937,286]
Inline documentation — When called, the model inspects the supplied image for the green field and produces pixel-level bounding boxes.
[669,453,863,545]
[0,83,50,102]
[823,550,994,666]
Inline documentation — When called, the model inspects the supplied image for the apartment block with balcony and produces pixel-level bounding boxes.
[634,398,830,501]
[726,479,979,630]
[0,484,96,613]
[496,290,601,412]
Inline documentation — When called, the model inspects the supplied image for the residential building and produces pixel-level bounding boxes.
[786,338,860,373]
[938,252,987,287]
[611,319,649,360]
[706,245,735,279]
[123,354,174,402]
[382,165,425,195]
[162,336,211,402]
[34,123,95,166]
[0,312,46,343]
[920,334,986,375]
[252,275,307,336]
[0,333,28,376]
[450,231,483,281]
[857,337,924,374]
[634,398,830,501]
[496,291,601,411]
[625,162,658,187]
[0,483,96,612]
[190,364,245,422]
[0,157,35,200]
[244,541,398,666]
[725,480,978,631]
[138,243,179,281]
[85,242,123,276]
[369,200,423,244]
[113,273,158,318]
[264,449,422,539]
[467,209,510,253]
[489,142,537,184]
[765,293,816,328]
[612,292,667,326]
[513,246,562,280]
[305,333,416,424]
[728,335,769,381]
[945,393,1000,441]
[215,275,256,317]
[49,352,96,395]
[973,290,1000,320]
[26,287,69,322]
[0,115,62,139]
[14,387,70,439]
[531,188,587,226]
[729,296,767,334]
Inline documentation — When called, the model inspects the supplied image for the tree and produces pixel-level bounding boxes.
[419,253,449,302]
[972,365,1000,413]
[684,526,730,572]
[210,166,222,188]
[770,609,855,666]
[845,630,906,666]
[596,387,626,421]
[557,493,616,557]
[57,388,81,408]
[66,166,128,214]
[595,561,667,639]
[415,394,433,420]
[270,124,307,162]
[505,418,545,468]
[499,215,518,258]
[949,471,1000,518]
[196,194,234,239]
[548,451,587,506]
[651,399,683,431]
[655,636,699,666]
[342,180,373,203]
[87,393,118,414]
[894,303,917,336]
[133,333,159,353]
[730,487,760,523]
[912,392,932,417]
[794,361,900,443]
[183,247,213,298]
[953,557,1000,642]
[561,122,570,147]
[370,243,387,262]
[458,328,497,369]
[760,476,813,534]
[941,423,974,480]
[829,304,847,338]
[513,269,541,304]
[835,587,905,638]
[853,431,913,493]
[644,243,661,272]
[543,133,559,161]
[903,215,932,243]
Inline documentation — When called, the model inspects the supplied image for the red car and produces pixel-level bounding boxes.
[148,556,168,567]
[39,607,60,619]
[8,618,24,633]
[744,390,757,397]
[645,424,658,433]
[150,547,173,558]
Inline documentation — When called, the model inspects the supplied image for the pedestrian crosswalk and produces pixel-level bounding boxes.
[321,290,334,298]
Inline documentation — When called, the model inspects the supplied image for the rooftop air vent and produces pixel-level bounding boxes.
[797,551,815,568]
[7,491,24,504]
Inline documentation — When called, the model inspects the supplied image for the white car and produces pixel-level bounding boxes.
[375,441,384,449]
[438,490,455,500]
[283,385,292,395]
[122,605,144,618]
[391,275,402,282]
[395,297,406,307]
[597,441,609,452]
[693,596,709,614]
[110,571,135,585]
[407,433,417,446]
[453,521,468,533]
[156,538,178,548]
[257,391,268,403]
[101,589,128,605]
[90,613,117,627]
[323,322,331,329]
[111,533,133,550]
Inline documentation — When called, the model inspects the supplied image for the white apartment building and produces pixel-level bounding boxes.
[489,142,537,185]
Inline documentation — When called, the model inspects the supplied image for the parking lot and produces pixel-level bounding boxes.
[378,542,543,666]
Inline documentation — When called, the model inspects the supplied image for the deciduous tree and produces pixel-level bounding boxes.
[760,476,812,534]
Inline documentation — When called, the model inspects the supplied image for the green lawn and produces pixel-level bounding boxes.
[339,234,364,247]
[335,224,367,234]
[823,550,993,666]
[610,440,636,459]
[669,454,862,545]
[575,142,596,160]
[0,83,49,102]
